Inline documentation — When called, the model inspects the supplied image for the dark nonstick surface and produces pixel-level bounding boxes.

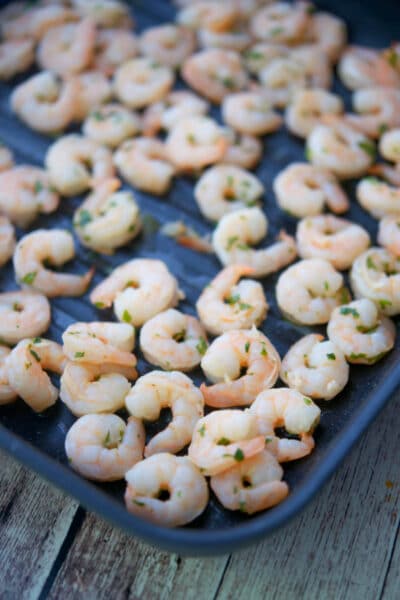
[0,0,399,556]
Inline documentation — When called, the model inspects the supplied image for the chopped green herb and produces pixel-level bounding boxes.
[356,324,379,334]
[128,223,136,233]
[260,344,268,357]
[196,337,208,356]
[29,348,41,362]
[198,424,206,437]
[103,430,111,447]
[305,146,313,162]
[217,437,231,446]
[378,123,389,135]
[379,299,392,309]
[244,341,250,353]
[75,209,93,228]
[25,361,32,370]
[122,309,132,323]
[265,437,273,444]
[119,429,124,443]
[303,397,312,406]
[340,288,351,304]
[186,133,196,144]
[358,140,376,158]
[386,48,398,68]
[21,271,37,285]
[32,337,42,344]
[74,351,85,359]
[363,176,381,184]
[245,50,264,61]
[367,256,377,270]
[349,352,367,360]
[239,501,247,513]
[94,301,105,309]
[225,294,240,305]
[133,499,145,507]
[324,281,330,291]
[172,329,186,343]
[34,180,44,194]
[239,302,252,311]
[326,353,336,360]
[226,235,239,250]
[226,175,234,187]
[269,26,284,37]
[234,448,245,462]
[221,76,235,89]
[340,307,360,318]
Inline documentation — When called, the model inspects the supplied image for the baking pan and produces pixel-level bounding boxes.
[0,0,399,556]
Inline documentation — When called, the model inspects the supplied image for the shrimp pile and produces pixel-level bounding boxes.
[1,0,399,530]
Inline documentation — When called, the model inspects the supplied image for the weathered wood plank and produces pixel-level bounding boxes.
[46,512,228,600]
[0,451,79,600]
[381,517,400,599]
[214,392,400,600]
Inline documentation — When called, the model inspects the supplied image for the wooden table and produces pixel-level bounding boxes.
[1,391,399,600]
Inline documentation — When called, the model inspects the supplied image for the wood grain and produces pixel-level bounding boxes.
[0,451,78,600]
[214,393,400,600]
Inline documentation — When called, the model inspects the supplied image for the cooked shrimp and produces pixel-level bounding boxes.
[219,128,263,170]
[0,346,17,406]
[244,42,289,75]
[380,128,400,163]
[0,291,51,345]
[210,450,289,514]
[14,229,93,298]
[307,11,347,63]
[356,176,400,219]
[94,28,138,76]
[45,134,115,196]
[345,88,400,139]
[198,24,251,53]
[306,117,375,179]
[139,24,196,69]
[181,49,248,104]
[62,321,136,368]
[273,163,349,217]
[60,361,137,416]
[2,4,78,41]
[194,165,264,222]
[0,217,15,267]
[73,179,141,254]
[37,18,95,76]
[11,71,79,134]
[126,370,204,456]
[114,58,174,109]
[166,115,228,171]
[285,89,344,139]
[72,0,133,28]
[189,409,265,476]
[327,298,396,364]
[73,70,113,122]
[249,388,320,462]
[290,45,333,89]
[338,46,400,90]
[6,338,66,412]
[142,91,209,137]
[200,328,280,408]
[250,1,310,44]
[258,55,309,109]
[276,259,348,325]
[222,91,282,136]
[0,166,59,228]
[378,216,400,257]
[65,415,144,481]
[90,258,183,327]
[114,138,175,195]
[83,104,141,149]
[350,247,400,316]
[212,207,297,278]
[296,215,370,270]
[177,1,238,32]
[125,453,209,527]
[0,39,35,80]
[196,265,268,336]
[0,144,14,172]
[280,334,349,401]
[140,310,207,372]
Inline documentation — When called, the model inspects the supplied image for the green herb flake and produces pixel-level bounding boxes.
[358,140,376,158]
[324,281,330,291]
[221,76,235,89]
[217,437,231,446]
[326,353,336,361]
[244,341,250,353]
[378,123,389,135]
[386,48,398,68]
[186,133,196,144]
[305,146,313,162]
[29,348,41,362]
[239,302,252,311]
[75,209,93,229]
[225,294,240,305]
[94,301,105,309]
[349,352,368,360]
[340,307,360,318]
[32,337,42,344]
[172,329,186,343]
[379,299,392,309]
[103,430,111,447]
[364,176,381,184]
[356,324,379,334]
[265,437,273,444]
[198,424,206,437]
[239,501,247,513]
[122,309,132,323]
[133,499,145,507]
[21,271,37,285]
[34,180,44,194]
[245,50,264,61]
[226,235,239,250]
[196,337,208,356]
[74,351,85,359]
[269,26,284,37]
[260,344,268,357]
[367,256,377,270]
[303,397,312,406]
[234,448,245,462]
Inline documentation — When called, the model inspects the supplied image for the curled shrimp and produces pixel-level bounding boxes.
[0,39,35,80]
[276,259,348,325]
[73,70,113,122]
[139,24,196,69]
[62,319,136,363]
[0,291,51,345]
[338,46,400,90]
[327,298,396,364]
[6,338,66,412]
[73,179,141,255]
[125,454,209,527]
[126,370,204,457]
[72,0,133,28]
[114,58,175,109]
[285,89,344,139]
[243,42,289,75]
[166,116,228,171]
[194,164,264,222]
[210,450,289,514]
[94,28,138,76]
[181,49,248,104]
[0,217,16,268]
[0,346,17,406]
[37,18,96,76]
[114,138,175,195]
[356,175,400,219]
[200,328,281,408]
[219,128,263,170]
[90,258,183,327]
[350,247,400,316]
[177,2,238,33]
[306,117,375,180]
[273,162,349,217]
[60,360,137,416]
[14,229,94,298]
[83,104,141,148]
[378,216,400,257]
[65,415,145,481]
[257,55,310,109]
[2,4,78,41]
[0,166,59,228]
[196,265,268,335]
[248,388,320,462]
[11,71,79,134]
[306,11,347,63]
[280,334,349,401]
[188,409,265,476]
[142,91,209,137]
[222,91,282,136]
[212,207,297,278]
[345,88,400,139]
[250,1,310,44]
[139,309,208,372]
[45,134,115,197]
[296,215,370,270]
